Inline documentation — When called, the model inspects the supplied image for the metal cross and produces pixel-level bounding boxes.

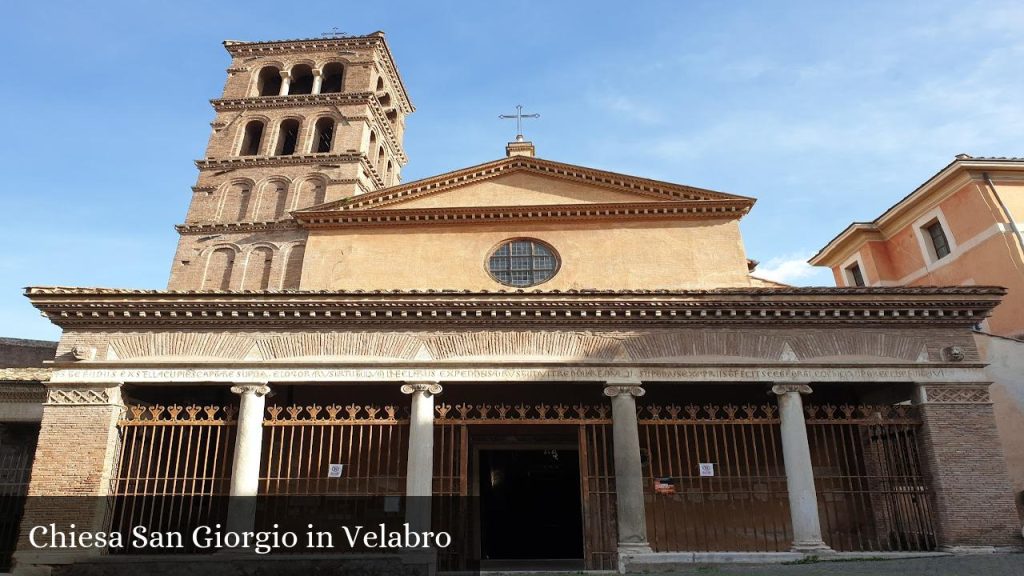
[321,27,349,38]
[499,105,540,141]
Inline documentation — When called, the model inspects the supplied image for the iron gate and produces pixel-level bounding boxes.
[639,403,792,552]
[109,404,236,553]
[257,403,409,538]
[806,403,935,551]
[433,402,617,571]
[260,403,408,496]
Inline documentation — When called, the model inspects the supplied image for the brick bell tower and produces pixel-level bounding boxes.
[167,32,413,291]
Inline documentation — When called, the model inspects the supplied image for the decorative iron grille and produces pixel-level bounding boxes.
[109,404,236,553]
[639,403,792,552]
[805,403,935,552]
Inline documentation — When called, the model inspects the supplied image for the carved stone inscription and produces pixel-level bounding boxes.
[49,365,984,384]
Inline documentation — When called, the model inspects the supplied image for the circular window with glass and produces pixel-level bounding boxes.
[487,238,559,287]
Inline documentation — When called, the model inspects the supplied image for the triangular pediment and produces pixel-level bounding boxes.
[299,156,754,214]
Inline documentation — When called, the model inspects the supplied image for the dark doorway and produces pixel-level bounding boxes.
[478,448,584,563]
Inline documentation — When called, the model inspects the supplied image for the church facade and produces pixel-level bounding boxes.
[14,33,1023,573]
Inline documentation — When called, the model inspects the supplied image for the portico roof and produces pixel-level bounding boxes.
[25,286,1004,329]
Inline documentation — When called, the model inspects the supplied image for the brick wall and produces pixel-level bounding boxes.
[14,386,123,568]
[917,384,1021,548]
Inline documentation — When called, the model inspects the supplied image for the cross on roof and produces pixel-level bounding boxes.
[499,105,540,141]
[320,27,350,38]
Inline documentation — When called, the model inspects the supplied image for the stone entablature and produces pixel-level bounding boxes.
[46,365,988,385]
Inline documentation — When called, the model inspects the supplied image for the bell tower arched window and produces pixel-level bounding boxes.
[321,63,344,93]
[255,66,282,96]
[276,119,300,156]
[312,118,335,153]
[289,65,314,95]
[239,120,264,156]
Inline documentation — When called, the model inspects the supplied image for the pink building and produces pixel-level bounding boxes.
[813,154,1024,522]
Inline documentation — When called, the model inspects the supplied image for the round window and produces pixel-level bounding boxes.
[487,238,559,287]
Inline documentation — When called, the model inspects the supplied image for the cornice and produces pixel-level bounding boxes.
[24,286,1004,329]
[808,223,884,266]
[295,199,752,229]
[210,92,407,163]
[176,220,302,234]
[196,154,385,188]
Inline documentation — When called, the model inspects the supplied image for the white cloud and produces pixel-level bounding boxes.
[589,94,662,125]
[753,253,835,286]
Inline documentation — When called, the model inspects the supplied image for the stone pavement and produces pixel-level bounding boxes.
[630,554,1024,576]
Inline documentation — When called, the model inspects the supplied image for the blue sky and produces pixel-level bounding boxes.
[2,0,1023,341]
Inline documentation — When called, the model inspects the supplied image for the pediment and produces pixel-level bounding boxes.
[298,156,754,215]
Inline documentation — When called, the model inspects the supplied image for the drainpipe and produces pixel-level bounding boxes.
[983,172,1024,254]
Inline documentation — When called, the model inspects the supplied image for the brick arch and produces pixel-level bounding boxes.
[217,178,257,222]
[240,243,278,290]
[285,58,317,71]
[201,244,241,290]
[292,175,328,209]
[280,242,306,289]
[253,177,292,221]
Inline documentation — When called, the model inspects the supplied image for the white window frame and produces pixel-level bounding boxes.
[912,207,958,268]
[839,252,868,287]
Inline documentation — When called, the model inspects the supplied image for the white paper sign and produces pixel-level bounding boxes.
[698,463,715,477]
[327,464,344,478]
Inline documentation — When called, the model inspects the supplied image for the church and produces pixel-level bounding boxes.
[13,32,1021,573]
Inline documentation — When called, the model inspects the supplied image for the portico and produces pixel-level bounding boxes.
[12,285,1021,572]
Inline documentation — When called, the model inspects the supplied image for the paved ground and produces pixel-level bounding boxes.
[633,554,1024,575]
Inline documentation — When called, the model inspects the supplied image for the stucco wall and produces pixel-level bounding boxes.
[302,218,752,291]
[976,331,1024,521]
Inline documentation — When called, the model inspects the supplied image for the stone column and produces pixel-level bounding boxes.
[915,383,1020,550]
[15,382,124,567]
[603,381,652,555]
[401,382,441,532]
[311,69,323,94]
[225,383,270,534]
[771,383,832,554]
[278,70,291,96]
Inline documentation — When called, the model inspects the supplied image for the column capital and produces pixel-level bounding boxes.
[230,384,271,397]
[401,381,442,396]
[604,384,645,398]
[771,383,813,396]
[278,70,292,79]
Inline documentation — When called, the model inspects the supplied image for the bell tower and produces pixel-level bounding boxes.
[167,32,413,291]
